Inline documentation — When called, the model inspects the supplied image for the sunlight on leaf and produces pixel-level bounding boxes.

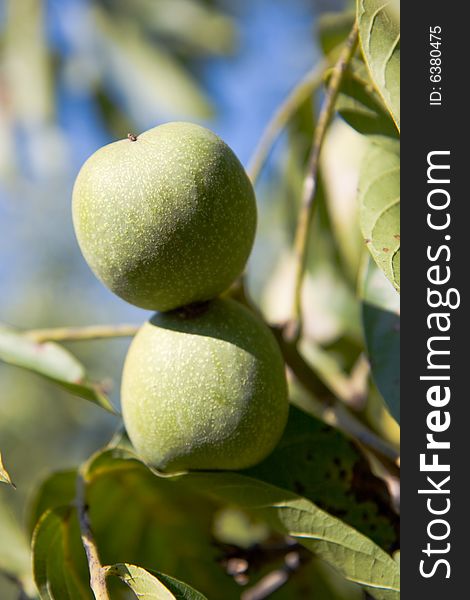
[106,563,208,600]
[357,0,400,130]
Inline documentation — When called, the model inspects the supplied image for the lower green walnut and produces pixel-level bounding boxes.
[121,299,288,472]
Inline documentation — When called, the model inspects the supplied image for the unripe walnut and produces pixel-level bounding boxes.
[121,299,289,472]
[72,122,256,311]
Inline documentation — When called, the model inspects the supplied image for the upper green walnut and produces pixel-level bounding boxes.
[72,122,257,311]
[121,299,289,472]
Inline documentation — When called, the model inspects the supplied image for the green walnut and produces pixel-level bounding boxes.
[121,299,289,472]
[72,122,257,311]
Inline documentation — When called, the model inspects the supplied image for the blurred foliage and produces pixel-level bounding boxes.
[26,410,398,600]
[0,0,400,598]
[0,1,237,598]
[0,0,236,180]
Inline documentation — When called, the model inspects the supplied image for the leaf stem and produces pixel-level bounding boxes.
[76,470,110,600]
[247,59,330,184]
[291,22,359,334]
[25,324,139,343]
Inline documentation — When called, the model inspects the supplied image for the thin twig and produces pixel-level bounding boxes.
[25,324,139,343]
[291,22,359,333]
[247,59,330,184]
[76,470,110,600]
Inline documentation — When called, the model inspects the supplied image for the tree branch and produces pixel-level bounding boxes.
[25,324,139,343]
[76,470,110,600]
[273,327,399,464]
[291,22,359,333]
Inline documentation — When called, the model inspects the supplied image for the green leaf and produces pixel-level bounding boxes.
[336,58,399,146]
[29,445,399,600]
[29,455,239,599]
[57,448,239,600]
[28,465,223,599]
[86,458,238,599]
[0,326,116,413]
[85,409,398,552]
[178,472,400,600]
[106,564,208,600]
[83,446,398,599]
[0,451,14,487]
[358,142,400,291]
[357,0,400,130]
[32,506,93,600]
[361,260,400,422]
[28,470,77,535]
[245,407,398,551]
